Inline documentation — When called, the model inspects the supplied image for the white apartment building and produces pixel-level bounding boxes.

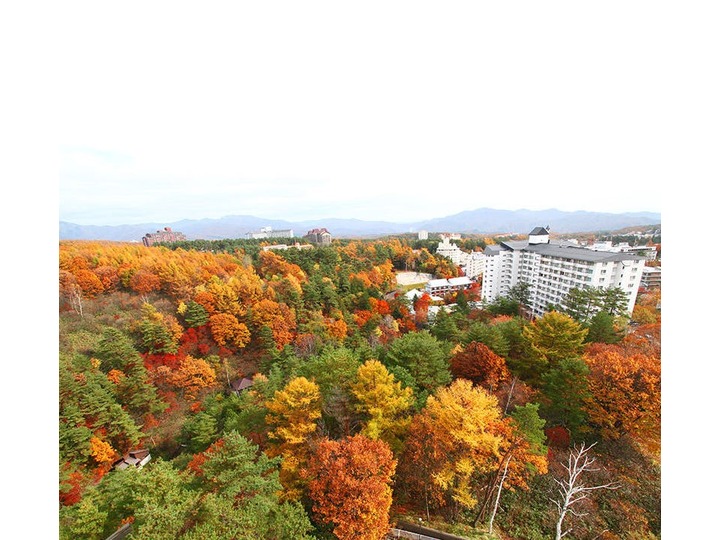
[435,237,485,278]
[481,227,646,318]
[463,251,485,279]
[246,227,295,240]
[435,237,467,266]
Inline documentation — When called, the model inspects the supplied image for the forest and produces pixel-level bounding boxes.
[58,235,660,540]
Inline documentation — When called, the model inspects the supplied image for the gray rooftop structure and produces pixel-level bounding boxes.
[498,240,644,263]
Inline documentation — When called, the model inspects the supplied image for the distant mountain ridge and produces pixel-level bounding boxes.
[59,208,661,242]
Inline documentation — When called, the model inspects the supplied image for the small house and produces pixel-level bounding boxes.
[231,377,255,395]
[113,449,151,471]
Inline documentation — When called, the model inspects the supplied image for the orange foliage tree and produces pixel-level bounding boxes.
[249,299,297,349]
[583,345,661,447]
[74,269,105,297]
[258,250,307,283]
[89,436,116,464]
[208,312,251,349]
[414,292,432,327]
[167,355,218,401]
[129,269,161,297]
[325,316,348,343]
[307,434,397,540]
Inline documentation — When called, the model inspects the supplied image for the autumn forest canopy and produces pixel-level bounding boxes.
[58,236,660,540]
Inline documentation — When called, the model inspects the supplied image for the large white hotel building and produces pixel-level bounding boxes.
[481,227,646,319]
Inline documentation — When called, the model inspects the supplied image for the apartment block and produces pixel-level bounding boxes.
[481,227,646,318]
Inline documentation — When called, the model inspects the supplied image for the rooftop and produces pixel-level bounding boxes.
[499,240,644,262]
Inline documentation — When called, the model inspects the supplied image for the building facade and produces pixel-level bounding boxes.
[304,228,332,246]
[481,227,646,318]
[640,266,661,290]
[425,276,473,296]
[262,242,314,252]
[435,237,467,266]
[142,227,186,246]
[434,237,485,278]
[246,227,294,240]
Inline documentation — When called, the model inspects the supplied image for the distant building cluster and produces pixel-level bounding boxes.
[304,228,332,246]
[142,227,186,247]
[587,241,657,261]
[246,226,294,240]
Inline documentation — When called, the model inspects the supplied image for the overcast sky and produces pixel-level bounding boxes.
[54,2,691,226]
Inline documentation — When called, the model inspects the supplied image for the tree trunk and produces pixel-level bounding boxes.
[489,455,511,534]
[504,376,517,414]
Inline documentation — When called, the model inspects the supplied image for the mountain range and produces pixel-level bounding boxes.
[59,208,661,242]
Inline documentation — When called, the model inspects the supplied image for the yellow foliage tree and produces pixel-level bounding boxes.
[400,379,504,514]
[265,377,322,500]
[523,311,588,366]
[350,360,414,452]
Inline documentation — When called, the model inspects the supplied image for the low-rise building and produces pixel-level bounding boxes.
[425,276,473,296]
[262,242,313,251]
[113,449,151,471]
[640,266,661,290]
[231,377,255,395]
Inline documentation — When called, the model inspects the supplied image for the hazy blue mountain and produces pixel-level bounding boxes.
[59,208,661,242]
[416,208,660,235]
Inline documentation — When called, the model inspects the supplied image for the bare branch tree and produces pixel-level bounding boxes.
[552,442,620,540]
[60,271,84,318]
[488,455,512,534]
[504,376,517,415]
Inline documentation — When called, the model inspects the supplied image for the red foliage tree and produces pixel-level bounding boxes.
[450,341,512,392]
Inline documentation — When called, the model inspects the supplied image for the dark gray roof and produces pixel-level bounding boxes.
[231,378,254,391]
[529,226,549,235]
[484,245,503,256]
[501,240,644,262]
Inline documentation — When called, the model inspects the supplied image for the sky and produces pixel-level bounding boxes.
[50,2,691,227]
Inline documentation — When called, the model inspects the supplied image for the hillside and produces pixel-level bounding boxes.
[58,237,660,539]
